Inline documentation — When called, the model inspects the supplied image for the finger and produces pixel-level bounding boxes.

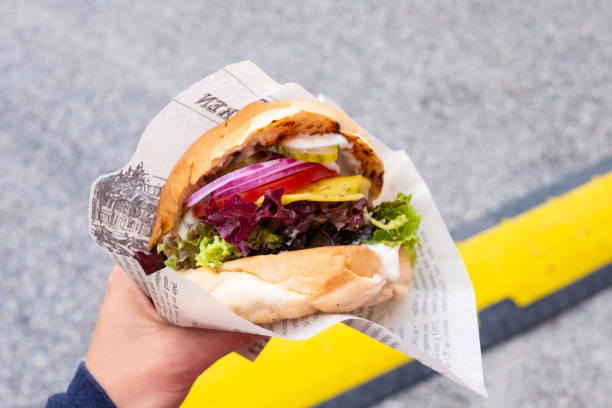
[104,265,167,325]
[174,328,262,368]
[106,265,142,296]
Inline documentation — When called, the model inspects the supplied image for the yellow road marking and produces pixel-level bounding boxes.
[182,324,408,408]
[182,171,612,408]
[462,172,612,308]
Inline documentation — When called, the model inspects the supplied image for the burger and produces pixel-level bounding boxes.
[134,99,421,323]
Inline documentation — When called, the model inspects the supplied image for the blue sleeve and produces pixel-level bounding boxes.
[46,362,116,408]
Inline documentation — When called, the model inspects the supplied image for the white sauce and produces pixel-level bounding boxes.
[364,244,401,282]
[281,133,350,149]
[177,208,197,240]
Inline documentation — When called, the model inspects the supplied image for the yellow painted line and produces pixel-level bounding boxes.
[461,172,612,308]
[182,171,612,408]
[182,324,409,408]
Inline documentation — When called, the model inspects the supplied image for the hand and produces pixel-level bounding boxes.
[86,265,261,408]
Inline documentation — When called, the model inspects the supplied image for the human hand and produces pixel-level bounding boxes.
[86,265,261,408]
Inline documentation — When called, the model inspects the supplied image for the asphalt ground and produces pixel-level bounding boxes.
[1,1,611,407]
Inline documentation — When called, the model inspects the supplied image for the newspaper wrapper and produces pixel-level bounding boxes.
[89,61,486,395]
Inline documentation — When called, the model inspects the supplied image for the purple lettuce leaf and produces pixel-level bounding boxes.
[133,250,166,275]
[201,186,370,257]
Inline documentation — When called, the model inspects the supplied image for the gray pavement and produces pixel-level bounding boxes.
[1,1,611,407]
[374,286,612,408]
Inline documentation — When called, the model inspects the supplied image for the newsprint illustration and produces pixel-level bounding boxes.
[90,162,165,256]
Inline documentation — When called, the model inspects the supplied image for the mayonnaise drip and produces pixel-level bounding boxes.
[364,244,401,282]
[177,208,197,240]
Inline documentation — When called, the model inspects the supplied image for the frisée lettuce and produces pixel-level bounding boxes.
[157,222,240,270]
[365,193,421,264]
[194,234,241,268]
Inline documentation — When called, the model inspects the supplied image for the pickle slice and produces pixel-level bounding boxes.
[255,175,371,206]
[265,144,338,163]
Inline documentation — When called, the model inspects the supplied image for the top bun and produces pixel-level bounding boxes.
[148,99,385,248]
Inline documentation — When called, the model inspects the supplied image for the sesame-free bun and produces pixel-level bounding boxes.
[148,99,385,249]
[179,245,413,323]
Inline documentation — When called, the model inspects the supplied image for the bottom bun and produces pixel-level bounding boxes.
[179,245,413,323]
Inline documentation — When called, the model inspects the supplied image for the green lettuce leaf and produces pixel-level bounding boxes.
[195,234,240,268]
[157,220,240,270]
[246,225,284,252]
[365,193,421,264]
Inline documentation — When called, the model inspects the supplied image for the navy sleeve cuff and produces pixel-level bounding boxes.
[46,362,116,408]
